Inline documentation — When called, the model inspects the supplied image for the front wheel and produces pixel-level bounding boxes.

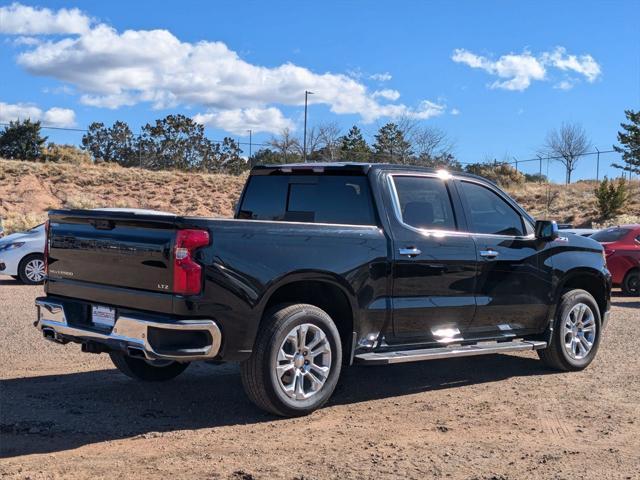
[240,304,342,417]
[538,289,602,371]
[18,253,45,285]
[109,352,190,381]
[622,270,640,296]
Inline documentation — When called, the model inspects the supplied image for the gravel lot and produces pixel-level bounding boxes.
[1,279,638,479]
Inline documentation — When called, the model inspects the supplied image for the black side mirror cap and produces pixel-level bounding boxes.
[535,220,559,241]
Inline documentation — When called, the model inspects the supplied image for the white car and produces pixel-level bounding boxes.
[0,209,175,285]
[0,223,46,284]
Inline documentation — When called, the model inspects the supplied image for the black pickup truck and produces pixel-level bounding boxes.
[36,163,611,416]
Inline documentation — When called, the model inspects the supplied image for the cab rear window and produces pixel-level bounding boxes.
[237,175,377,226]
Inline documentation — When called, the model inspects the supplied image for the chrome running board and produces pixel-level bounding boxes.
[354,340,547,365]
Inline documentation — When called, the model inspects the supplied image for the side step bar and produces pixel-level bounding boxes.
[354,340,547,366]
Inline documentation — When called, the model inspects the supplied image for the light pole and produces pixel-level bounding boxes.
[303,90,314,163]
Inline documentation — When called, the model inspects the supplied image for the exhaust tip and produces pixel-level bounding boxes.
[127,347,146,359]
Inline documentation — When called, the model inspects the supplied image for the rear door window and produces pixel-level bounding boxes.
[238,175,377,226]
[392,176,457,231]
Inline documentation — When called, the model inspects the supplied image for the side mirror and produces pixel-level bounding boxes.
[535,220,559,241]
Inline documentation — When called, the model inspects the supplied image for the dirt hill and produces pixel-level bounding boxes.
[1,158,638,233]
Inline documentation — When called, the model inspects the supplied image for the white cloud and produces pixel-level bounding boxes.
[0,4,445,134]
[370,72,392,82]
[452,47,601,91]
[452,48,545,91]
[0,3,91,35]
[450,108,460,115]
[0,101,76,126]
[372,89,400,101]
[43,106,76,127]
[193,107,294,135]
[554,79,575,91]
[542,47,601,82]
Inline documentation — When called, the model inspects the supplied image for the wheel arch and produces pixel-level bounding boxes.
[258,272,357,362]
[554,268,610,319]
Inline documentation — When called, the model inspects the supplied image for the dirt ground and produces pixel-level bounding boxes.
[0,280,638,480]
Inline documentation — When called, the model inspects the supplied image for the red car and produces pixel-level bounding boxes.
[591,225,640,295]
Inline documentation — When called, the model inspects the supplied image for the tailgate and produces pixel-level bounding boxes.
[47,210,179,293]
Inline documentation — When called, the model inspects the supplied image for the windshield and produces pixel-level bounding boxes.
[590,228,630,243]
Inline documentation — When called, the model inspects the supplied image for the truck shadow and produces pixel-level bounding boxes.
[0,354,555,458]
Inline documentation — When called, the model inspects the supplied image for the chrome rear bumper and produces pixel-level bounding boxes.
[35,298,222,361]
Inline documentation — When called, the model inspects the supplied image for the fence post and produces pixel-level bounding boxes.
[537,155,543,183]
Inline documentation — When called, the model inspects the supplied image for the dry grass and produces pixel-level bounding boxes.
[0,159,246,234]
[1,158,638,234]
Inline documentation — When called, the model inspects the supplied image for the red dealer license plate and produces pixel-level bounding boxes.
[92,305,115,328]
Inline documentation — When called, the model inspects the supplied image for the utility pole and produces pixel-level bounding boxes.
[595,147,600,182]
[247,129,252,164]
[303,90,314,163]
[514,156,518,173]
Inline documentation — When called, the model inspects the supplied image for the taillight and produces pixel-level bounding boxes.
[44,220,50,276]
[173,229,209,295]
[604,249,615,257]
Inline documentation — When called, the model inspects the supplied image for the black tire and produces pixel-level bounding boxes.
[622,270,640,296]
[240,303,342,417]
[18,253,45,285]
[538,289,602,371]
[109,352,190,381]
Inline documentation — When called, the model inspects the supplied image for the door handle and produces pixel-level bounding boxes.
[399,247,422,257]
[479,249,499,259]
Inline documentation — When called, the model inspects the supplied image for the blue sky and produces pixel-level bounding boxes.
[1,0,638,181]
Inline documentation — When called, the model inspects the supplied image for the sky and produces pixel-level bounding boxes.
[0,0,639,181]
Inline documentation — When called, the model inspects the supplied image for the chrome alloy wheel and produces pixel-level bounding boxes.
[563,303,597,360]
[275,323,332,401]
[25,258,45,282]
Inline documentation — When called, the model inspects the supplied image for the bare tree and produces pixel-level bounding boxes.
[302,126,324,160]
[316,122,342,161]
[268,128,301,163]
[542,122,591,184]
[413,126,455,159]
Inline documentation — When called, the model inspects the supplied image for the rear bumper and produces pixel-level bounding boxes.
[35,298,222,362]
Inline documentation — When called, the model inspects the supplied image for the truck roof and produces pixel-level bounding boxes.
[251,162,485,181]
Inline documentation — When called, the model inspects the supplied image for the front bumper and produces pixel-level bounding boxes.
[35,298,222,362]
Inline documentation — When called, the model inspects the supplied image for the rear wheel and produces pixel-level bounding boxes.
[240,304,342,417]
[18,253,45,285]
[109,352,190,381]
[538,289,601,371]
[622,270,640,296]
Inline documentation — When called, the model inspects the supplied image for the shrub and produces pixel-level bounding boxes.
[42,144,93,165]
[594,177,628,219]
[465,162,525,186]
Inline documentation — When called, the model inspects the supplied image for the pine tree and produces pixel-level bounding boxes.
[594,177,629,219]
[612,110,640,174]
[339,125,370,162]
[373,123,412,164]
[0,119,47,160]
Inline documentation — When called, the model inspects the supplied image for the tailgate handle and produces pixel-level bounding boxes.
[91,219,115,230]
